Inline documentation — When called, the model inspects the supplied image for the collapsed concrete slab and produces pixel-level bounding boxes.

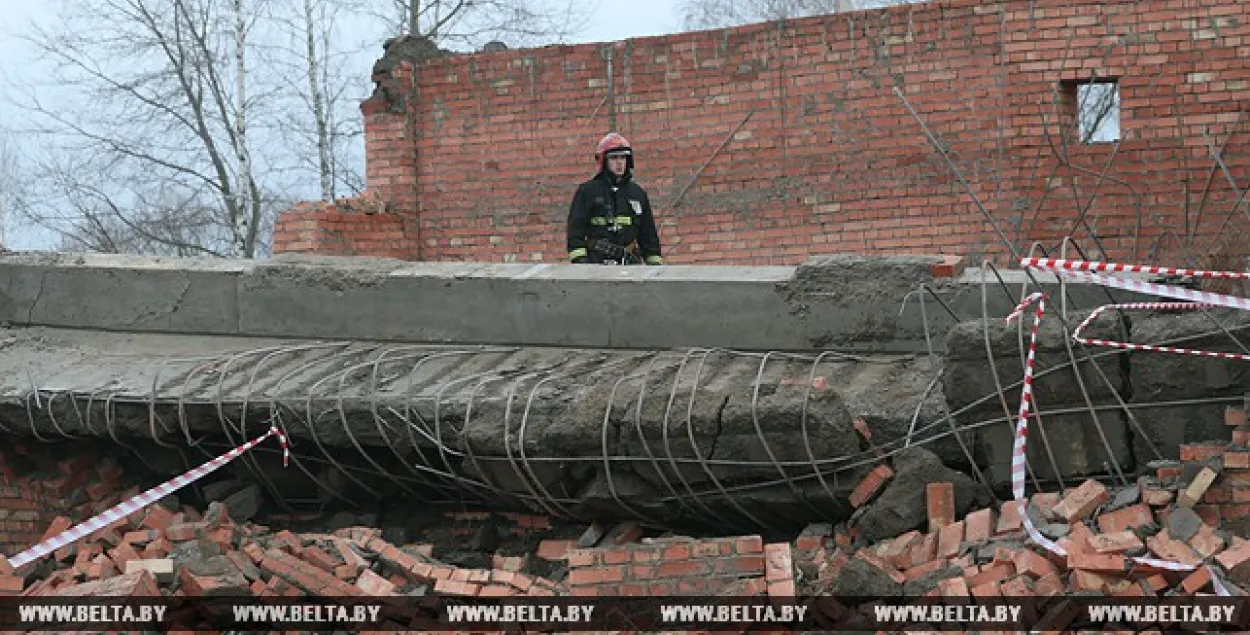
[0,249,1223,537]
[0,326,952,534]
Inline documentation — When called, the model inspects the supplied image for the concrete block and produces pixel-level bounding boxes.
[976,408,1133,486]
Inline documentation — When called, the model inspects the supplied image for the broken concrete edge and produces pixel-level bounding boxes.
[0,250,1157,353]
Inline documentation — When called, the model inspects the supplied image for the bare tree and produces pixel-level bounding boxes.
[5,0,589,257]
[0,135,14,248]
[1076,81,1120,144]
[9,0,276,257]
[678,0,923,30]
[264,0,370,203]
[375,0,590,49]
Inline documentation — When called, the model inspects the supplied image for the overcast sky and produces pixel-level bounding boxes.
[0,0,685,80]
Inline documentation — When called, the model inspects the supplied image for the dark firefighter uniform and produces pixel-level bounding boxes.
[567,133,664,265]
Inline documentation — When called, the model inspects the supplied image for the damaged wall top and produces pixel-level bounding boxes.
[276,0,1250,268]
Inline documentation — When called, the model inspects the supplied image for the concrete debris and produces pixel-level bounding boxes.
[854,446,992,543]
[3,422,1250,631]
[792,429,1250,630]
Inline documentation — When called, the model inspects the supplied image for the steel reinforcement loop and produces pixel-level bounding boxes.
[14,302,1250,537]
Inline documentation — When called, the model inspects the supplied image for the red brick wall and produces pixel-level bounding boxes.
[274,0,1250,267]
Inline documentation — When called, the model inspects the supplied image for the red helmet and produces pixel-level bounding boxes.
[594,132,633,170]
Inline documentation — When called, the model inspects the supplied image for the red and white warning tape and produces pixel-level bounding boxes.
[7,425,288,570]
[1008,257,1250,596]
[1072,302,1250,362]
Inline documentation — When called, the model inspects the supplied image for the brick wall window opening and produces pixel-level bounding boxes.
[1067,79,1121,144]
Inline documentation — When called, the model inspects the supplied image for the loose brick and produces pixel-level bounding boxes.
[1097,504,1154,534]
[1215,539,1250,571]
[1067,552,1127,574]
[299,545,343,573]
[1070,569,1118,593]
[938,576,969,598]
[1088,531,1144,553]
[995,500,1025,534]
[1227,406,1247,427]
[1147,529,1202,566]
[1181,443,1226,462]
[764,543,794,585]
[1179,466,1220,508]
[965,562,1014,589]
[1033,573,1065,597]
[1052,479,1110,522]
[1141,486,1175,507]
[356,568,398,595]
[492,554,528,572]
[903,558,945,581]
[907,533,937,568]
[1142,574,1170,594]
[331,538,368,575]
[795,524,832,552]
[39,516,72,543]
[164,523,203,543]
[1189,522,1226,558]
[964,508,995,544]
[879,530,921,565]
[0,576,23,595]
[926,482,956,532]
[122,529,161,546]
[1181,565,1213,594]
[1014,549,1059,580]
[178,566,249,596]
[970,579,1000,599]
[259,548,365,597]
[273,529,304,554]
[103,541,139,571]
[856,552,906,585]
[998,575,1032,598]
[849,464,893,508]
[602,522,644,545]
[141,505,174,532]
[537,539,573,560]
[936,521,964,559]
[47,569,159,597]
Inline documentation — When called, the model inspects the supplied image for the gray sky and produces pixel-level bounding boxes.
[0,0,685,96]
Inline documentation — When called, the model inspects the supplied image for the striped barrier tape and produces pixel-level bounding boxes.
[1020,257,1250,280]
[1006,266,1238,596]
[7,425,288,570]
[1071,302,1250,362]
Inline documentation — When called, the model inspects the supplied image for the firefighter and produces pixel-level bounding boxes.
[566,132,664,265]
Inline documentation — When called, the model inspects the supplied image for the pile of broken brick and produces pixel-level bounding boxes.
[794,411,1250,631]
[4,421,1250,632]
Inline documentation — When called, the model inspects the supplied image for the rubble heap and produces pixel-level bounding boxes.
[4,408,1250,632]
[792,405,1250,631]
